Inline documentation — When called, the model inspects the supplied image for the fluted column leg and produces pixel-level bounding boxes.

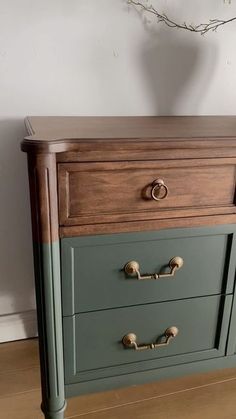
[28,154,66,419]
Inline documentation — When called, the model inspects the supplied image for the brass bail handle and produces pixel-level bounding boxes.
[122,327,179,351]
[124,256,184,281]
[151,178,169,201]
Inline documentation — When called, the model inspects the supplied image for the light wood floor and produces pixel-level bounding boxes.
[1,339,236,418]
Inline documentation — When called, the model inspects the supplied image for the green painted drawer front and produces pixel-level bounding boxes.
[63,295,232,384]
[61,226,236,315]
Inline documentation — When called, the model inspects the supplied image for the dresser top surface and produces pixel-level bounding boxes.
[26,115,236,140]
[22,116,236,153]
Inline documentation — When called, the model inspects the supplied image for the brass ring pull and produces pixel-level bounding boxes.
[124,256,184,281]
[122,327,179,351]
[151,178,169,201]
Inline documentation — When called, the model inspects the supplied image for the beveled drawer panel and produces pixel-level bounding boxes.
[63,295,232,384]
[61,226,236,316]
[58,160,236,226]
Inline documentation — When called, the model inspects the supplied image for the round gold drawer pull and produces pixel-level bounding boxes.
[151,178,169,201]
[124,256,184,280]
[122,327,179,351]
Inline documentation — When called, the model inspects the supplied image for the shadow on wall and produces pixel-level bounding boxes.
[138,24,218,114]
[0,119,36,341]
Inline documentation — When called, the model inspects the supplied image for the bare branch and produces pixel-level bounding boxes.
[127,0,236,34]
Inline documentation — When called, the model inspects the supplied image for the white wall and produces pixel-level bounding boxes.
[0,0,236,341]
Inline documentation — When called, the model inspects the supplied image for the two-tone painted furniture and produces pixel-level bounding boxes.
[22,116,236,419]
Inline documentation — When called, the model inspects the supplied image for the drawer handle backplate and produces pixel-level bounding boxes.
[122,327,179,351]
[151,178,169,201]
[124,256,184,281]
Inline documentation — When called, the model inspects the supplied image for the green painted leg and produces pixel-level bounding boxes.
[42,401,67,419]
[34,242,66,419]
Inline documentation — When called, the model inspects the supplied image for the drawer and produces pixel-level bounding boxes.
[63,295,232,384]
[58,160,236,226]
[61,226,236,315]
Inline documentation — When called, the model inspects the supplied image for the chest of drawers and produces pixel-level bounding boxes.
[22,116,236,419]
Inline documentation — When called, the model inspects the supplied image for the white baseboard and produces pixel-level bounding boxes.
[0,310,38,343]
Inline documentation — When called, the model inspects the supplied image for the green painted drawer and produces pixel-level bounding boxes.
[61,226,236,315]
[63,294,232,384]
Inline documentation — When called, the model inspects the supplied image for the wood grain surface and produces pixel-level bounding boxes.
[58,160,236,227]
[1,339,236,419]
[22,116,236,153]
[27,153,59,243]
[60,213,236,237]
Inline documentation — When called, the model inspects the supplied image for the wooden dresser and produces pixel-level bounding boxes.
[22,116,236,419]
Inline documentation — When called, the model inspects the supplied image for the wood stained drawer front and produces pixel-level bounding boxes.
[61,226,236,316]
[63,295,232,384]
[58,160,236,226]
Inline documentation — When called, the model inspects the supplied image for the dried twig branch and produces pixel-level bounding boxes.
[128,0,236,34]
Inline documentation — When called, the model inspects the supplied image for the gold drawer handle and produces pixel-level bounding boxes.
[124,256,184,281]
[151,178,169,201]
[122,327,179,351]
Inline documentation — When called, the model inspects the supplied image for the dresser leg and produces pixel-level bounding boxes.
[42,401,67,419]
[35,241,67,419]
[27,154,66,419]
